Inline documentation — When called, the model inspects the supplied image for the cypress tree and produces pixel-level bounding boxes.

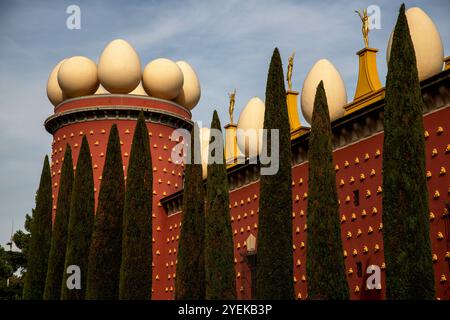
[306,81,349,300]
[256,48,294,300]
[119,112,152,300]
[43,145,74,300]
[205,111,236,300]
[382,4,435,299]
[175,124,205,300]
[61,136,94,300]
[23,156,52,300]
[86,124,125,300]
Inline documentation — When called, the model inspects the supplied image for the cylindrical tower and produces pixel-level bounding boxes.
[45,94,192,299]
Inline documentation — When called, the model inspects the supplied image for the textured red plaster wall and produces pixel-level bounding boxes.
[225,106,450,300]
[49,99,449,300]
[50,97,189,299]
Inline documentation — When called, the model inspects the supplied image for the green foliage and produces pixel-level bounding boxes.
[0,214,33,300]
[205,111,236,300]
[12,213,32,261]
[382,4,435,299]
[61,137,95,300]
[256,48,294,300]
[119,112,152,300]
[175,124,205,300]
[0,246,25,283]
[306,81,349,300]
[87,125,125,300]
[0,247,23,300]
[0,245,28,300]
[44,145,74,300]
[23,156,53,300]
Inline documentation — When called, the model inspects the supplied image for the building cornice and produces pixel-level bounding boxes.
[54,94,191,116]
[44,105,193,134]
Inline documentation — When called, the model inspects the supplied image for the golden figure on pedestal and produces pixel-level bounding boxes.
[228,89,236,124]
[287,50,295,91]
[355,9,369,48]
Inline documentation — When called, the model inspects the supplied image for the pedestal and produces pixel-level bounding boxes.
[286,90,301,132]
[353,48,382,100]
[224,123,238,164]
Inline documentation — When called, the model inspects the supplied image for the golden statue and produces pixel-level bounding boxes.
[287,50,295,91]
[355,9,369,48]
[228,89,236,124]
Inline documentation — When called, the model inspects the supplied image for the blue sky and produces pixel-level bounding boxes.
[0,0,449,247]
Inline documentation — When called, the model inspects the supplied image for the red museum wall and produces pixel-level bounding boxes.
[49,96,189,299]
[49,96,450,300]
[229,106,450,300]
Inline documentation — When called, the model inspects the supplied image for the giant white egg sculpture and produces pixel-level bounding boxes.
[57,56,99,98]
[47,59,66,106]
[387,7,444,81]
[301,59,347,124]
[142,58,184,100]
[98,39,141,94]
[236,97,265,158]
[173,61,201,109]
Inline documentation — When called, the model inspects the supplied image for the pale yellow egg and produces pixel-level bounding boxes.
[98,39,141,94]
[301,59,347,124]
[387,7,444,81]
[57,56,99,98]
[173,61,201,109]
[47,59,66,106]
[236,97,265,158]
[142,58,184,100]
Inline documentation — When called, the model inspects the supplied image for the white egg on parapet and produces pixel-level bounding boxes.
[98,39,141,94]
[142,58,184,100]
[173,61,201,110]
[47,59,66,106]
[301,59,347,124]
[57,56,99,99]
[387,7,444,81]
[236,97,265,159]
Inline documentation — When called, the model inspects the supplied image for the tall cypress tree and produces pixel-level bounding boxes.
[119,112,152,300]
[23,156,52,300]
[43,145,74,300]
[306,81,349,300]
[61,136,94,300]
[382,4,435,299]
[87,124,125,300]
[256,48,294,300]
[205,111,236,300]
[175,124,205,300]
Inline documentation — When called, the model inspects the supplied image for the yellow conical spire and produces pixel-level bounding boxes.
[225,89,240,165]
[354,48,382,99]
[224,123,238,164]
[345,47,384,115]
[286,90,301,130]
[287,88,310,140]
